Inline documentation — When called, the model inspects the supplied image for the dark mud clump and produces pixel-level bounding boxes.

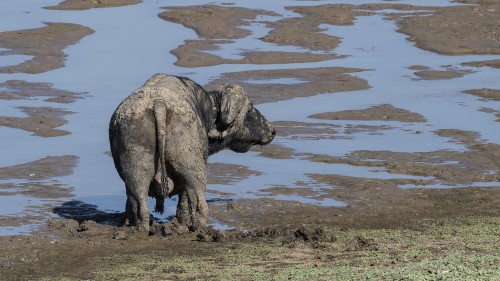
[158,221,337,245]
[344,236,378,251]
[0,23,94,74]
[43,213,337,246]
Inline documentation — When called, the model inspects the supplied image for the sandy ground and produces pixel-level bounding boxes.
[0,0,499,279]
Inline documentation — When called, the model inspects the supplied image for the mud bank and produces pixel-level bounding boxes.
[0,81,86,137]
[160,1,500,69]
[0,23,94,74]
[205,67,369,104]
[395,3,500,55]
[160,5,342,67]
[45,0,141,10]
[310,104,427,123]
[0,156,78,232]
[261,5,371,52]
[0,207,498,280]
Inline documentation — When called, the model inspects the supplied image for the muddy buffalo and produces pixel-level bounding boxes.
[109,74,275,231]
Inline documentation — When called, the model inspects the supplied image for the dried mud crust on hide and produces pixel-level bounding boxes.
[0,23,94,74]
[109,74,275,231]
[45,0,142,10]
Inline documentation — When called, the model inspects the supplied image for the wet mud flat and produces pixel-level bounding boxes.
[0,0,499,279]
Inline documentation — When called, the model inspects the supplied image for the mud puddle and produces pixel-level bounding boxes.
[1,0,499,235]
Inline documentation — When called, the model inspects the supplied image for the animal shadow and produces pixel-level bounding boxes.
[53,200,126,226]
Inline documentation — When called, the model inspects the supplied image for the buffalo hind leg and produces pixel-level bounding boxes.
[125,175,152,231]
[176,189,191,226]
[175,174,208,231]
[120,149,155,231]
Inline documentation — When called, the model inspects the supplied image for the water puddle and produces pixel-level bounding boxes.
[0,54,34,68]
[207,150,433,206]
[0,0,499,234]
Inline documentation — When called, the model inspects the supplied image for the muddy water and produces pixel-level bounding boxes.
[1,0,499,234]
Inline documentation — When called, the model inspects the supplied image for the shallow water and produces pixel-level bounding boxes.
[0,55,34,68]
[0,0,499,234]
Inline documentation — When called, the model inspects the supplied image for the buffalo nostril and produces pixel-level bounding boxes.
[272,128,276,136]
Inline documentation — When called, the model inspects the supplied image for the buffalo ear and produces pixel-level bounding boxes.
[219,84,248,127]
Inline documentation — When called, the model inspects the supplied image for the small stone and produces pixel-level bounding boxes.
[113,230,127,240]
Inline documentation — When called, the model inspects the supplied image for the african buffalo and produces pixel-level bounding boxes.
[109,74,275,231]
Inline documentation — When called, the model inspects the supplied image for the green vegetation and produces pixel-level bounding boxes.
[45,216,500,281]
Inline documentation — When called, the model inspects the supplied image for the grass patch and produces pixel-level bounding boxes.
[42,216,500,281]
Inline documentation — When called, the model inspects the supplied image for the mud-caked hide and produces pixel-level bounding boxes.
[109,73,275,231]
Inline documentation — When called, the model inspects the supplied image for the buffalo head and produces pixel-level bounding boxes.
[211,84,275,153]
